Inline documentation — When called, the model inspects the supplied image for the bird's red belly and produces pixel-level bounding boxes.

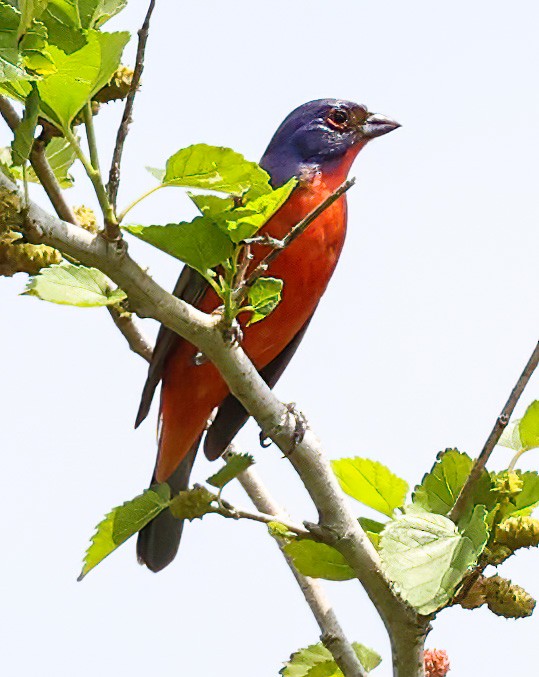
[156,184,347,481]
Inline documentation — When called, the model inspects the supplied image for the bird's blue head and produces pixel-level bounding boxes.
[260,98,400,186]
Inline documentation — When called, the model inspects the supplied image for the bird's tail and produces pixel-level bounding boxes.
[136,440,199,572]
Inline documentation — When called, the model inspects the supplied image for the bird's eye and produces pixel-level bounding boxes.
[326,108,349,130]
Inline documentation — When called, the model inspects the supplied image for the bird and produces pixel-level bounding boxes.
[135,98,400,572]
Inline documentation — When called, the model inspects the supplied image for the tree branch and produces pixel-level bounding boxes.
[450,340,539,523]
[107,306,153,362]
[107,0,156,225]
[0,95,78,224]
[229,453,368,677]
[2,172,425,673]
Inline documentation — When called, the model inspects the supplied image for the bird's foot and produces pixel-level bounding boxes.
[258,403,309,455]
[223,320,243,346]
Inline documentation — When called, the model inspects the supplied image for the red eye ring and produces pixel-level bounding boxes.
[326,108,349,130]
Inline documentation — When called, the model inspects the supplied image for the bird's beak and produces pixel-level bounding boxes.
[361,113,401,138]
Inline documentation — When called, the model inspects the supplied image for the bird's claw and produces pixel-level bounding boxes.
[285,402,308,451]
[258,403,309,455]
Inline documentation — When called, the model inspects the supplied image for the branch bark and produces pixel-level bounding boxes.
[450,340,539,523]
[1,172,427,675]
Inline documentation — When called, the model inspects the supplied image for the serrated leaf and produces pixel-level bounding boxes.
[207,452,254,489]
[280,642,381,676]
[169,486,217,521]
[380,505,488,614]
[24,262,126,306]
[247,276,283,325]
[40,1,87,53]
[162,144,272,198]
[11,84,39,165]
[78,0,127,28]
[124,217,234,277]
[498,420,523,451]
[331,457,408,517]
[218,178,296,243]
[37,30,129,128]
[78,485,171,579]
[413,448,494,518]
[283,540,354,581]
[18,1,50,40]
[519,401,539,451]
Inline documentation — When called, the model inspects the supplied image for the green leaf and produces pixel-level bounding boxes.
[413,448,494,517]
[146,165,165,182]
[40,1,87,52]
[162,144,272,198]
[19,18,56,76]
[24,263,126,306]
[188,191,234,216]
[0,2,52,82]
[280,642,381,676]
[15,136,77,187]
[18,1,50,39]
[218,178,296,243]
[283,540,355,581]
[519,401,539,451]
[78,485,171,580]
[124,217,234,277]
[169,486,217,521]
[247,276,283,325]
[78,0,127,28]
[331,457,408,517]
[498,420,523,452]
[380,505,488,614]
[207,452,254,489]
[358,517,386,548]
[11,84,39,165]
[37,29,129,128]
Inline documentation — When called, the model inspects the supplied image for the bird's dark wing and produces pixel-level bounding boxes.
[203,310,316,460]
[134,266,209,428]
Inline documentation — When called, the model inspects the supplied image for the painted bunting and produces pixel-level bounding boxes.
[136,99,400,571]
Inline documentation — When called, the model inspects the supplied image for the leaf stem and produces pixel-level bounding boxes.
[117,184,163,222]
[63,124,118,234]
[83,102,101,173]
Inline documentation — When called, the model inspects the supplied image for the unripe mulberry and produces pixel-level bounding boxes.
[493,471,523,500]
[0,231,62,276]
[74,205,99,233]
[484,575,535,619]
[496,516,539,551]
[93,65,134,103]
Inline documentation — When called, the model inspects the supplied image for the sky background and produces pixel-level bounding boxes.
[1,1,538,675]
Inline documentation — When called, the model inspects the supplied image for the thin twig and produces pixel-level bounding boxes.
[217,497,311,538]
[107,0,156,225]
[107,306,153,362]
[450,340,539,523]
[227,450,368,677]
[236,178,355,303]
[0,95,77,224]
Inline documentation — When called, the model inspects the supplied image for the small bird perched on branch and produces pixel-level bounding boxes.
[135,98,400,571]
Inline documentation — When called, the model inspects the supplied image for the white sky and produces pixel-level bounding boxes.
[1,1,538,675]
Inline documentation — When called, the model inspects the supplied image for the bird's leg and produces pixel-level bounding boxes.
[243,234,285,249]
